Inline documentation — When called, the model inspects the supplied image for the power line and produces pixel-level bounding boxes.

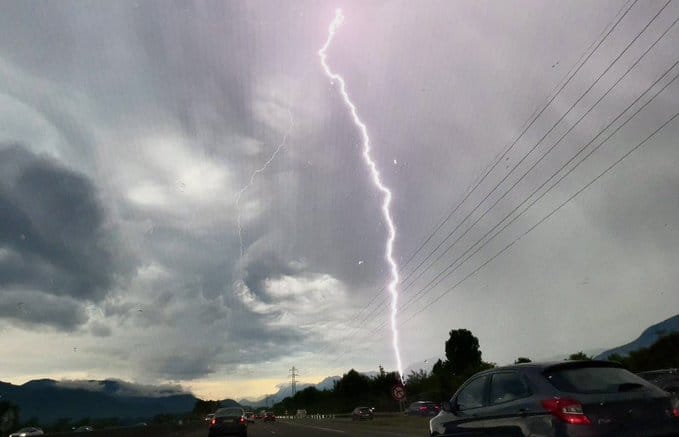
[397,0,643,293]
[340,91,679,361]
[330,0,670,346]
[377,62,679,334]
[399,0,672,294]
[322,0,644,346]
[386,61,679,329]
[322,0,665,365]
[399,110,679,327]
[394,13,679,317]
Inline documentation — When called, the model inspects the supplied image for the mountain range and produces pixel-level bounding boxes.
[0,379,197,424]
[594,314,679,360]
[238,375,346,408]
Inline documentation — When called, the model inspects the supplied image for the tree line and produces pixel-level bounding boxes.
[270,329,679,414]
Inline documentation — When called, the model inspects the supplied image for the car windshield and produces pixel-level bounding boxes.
[545,366,651,394]
[1,1,678,436]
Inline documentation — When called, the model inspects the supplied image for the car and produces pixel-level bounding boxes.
[244,411,255,424]
[406,401,439,416]
[639,368,679,410]
[205,413,216,422]
[351,406,374,421]
[430,360,679,436]
[9,428,44,437]
[73,426,94,432]
[263,412,276,422]
[638,368,679,394]
[209,407,248,437]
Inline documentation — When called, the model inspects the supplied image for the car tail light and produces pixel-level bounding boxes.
[673,408,679,418]
[239,417,246,424]
[542,398,591,425]
[210,418,216,426]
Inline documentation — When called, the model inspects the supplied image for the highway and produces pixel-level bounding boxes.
[185,418,430,437]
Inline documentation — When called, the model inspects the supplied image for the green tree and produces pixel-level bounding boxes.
[567,352,592,361]
[192,400,221,416]
[606,353,628,365]
[334,369,371,410]
[514,357,532,364]
[445,329,482,376]
[625,332,679,372]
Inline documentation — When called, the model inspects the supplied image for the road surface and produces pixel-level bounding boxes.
[185,419,429,437]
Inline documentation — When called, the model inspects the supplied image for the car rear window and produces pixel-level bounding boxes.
[545,366,649,394]
[216,408,244,417]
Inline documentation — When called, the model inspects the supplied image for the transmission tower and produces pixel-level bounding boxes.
[289,366,299,395]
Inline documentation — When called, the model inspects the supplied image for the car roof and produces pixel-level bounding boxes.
[472,360,624,375]
[215,407,244,415]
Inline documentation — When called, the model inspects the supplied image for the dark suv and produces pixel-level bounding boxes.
[430,360,679,436]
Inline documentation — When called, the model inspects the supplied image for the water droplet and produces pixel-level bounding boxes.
[358,260,364,265]
[177,180,186,191]
[393,159,398,165]
[20,234,26,240]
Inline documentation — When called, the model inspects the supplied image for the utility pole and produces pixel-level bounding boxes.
[289,366,299,396]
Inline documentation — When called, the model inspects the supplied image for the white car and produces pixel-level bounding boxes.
[10,427,44,437]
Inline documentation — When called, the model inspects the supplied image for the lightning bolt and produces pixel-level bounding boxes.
[319,8,405,384]
[236,109,294,259]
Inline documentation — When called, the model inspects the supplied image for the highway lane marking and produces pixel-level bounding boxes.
[281,421,346,434]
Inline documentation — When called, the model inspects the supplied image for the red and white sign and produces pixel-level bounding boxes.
[391,384,406,401]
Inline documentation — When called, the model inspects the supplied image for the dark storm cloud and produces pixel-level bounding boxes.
[241,249,300,301]
[0,291,87,331]
[0,145,129,317]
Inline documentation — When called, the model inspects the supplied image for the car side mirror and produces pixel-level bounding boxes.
[442,401,454,412]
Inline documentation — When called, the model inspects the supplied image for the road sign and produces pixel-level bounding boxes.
[391,384,406,401]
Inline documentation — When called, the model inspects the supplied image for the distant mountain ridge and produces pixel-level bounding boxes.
[0,378,197,424]
[238,372,381,408]
[238,375,341,408]
[595,314,679,360]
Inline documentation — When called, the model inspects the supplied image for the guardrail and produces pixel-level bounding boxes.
[277,411,404,420]
[39,422,205,437]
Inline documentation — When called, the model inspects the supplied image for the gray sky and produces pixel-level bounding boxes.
[0,0,678,399]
